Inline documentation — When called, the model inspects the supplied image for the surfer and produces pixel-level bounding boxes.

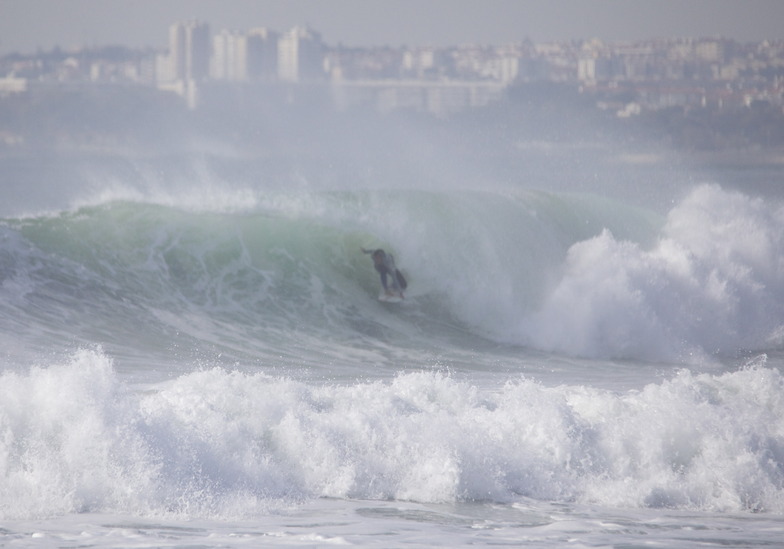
[362,248,407,298]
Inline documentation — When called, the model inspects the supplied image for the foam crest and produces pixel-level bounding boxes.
[73,181,262,215]
[2,350,783,519]
[574,359,784,511]
[522,184,784,360]
[0,350,156,518]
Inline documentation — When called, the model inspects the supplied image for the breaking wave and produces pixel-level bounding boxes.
[1,183,782,363]
[1,349,782,519]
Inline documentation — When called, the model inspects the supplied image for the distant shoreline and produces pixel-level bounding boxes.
[2,142,783,172]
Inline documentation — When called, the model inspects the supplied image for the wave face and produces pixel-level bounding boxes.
[1,183,783,364]
[1,349,782,519]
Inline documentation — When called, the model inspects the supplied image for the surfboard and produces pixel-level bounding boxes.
[378,292,404,303]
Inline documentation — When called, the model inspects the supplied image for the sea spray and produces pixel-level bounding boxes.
[0,350,156,518]
[522,184,784,360]
[2,349,783,519]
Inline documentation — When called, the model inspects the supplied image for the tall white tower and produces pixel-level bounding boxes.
[277,26,325,82]
[168,20,210,82]
[211,29,248,81]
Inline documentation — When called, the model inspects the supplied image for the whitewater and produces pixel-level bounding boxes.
[1,148,784,547]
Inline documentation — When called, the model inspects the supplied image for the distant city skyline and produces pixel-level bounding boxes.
[1,0,784,56]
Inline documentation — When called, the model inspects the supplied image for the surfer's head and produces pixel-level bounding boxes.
[372,249,385,263]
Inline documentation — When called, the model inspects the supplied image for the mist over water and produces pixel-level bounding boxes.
[2,85,784,546]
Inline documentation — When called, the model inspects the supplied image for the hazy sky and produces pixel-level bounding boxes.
[2,0,783,55]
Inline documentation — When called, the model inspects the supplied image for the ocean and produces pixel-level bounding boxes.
[1,142,783,547]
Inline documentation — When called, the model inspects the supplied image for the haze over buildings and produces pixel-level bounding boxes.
[1,11,783,155]
[4,17,782,116]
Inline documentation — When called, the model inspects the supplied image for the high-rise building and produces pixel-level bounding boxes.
[278,26,325,82]
[168,20,210,82]
[212,29,248,81]
[247,28,279,81]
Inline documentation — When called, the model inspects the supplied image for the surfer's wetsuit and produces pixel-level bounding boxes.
[362,248,403,294]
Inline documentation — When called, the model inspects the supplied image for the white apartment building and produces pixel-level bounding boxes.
[212,30,248,81]
[167,20,210,82]
[210,28,279,82]
[278,26,325,82]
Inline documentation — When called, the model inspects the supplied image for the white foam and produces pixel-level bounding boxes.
[2,349,783,520]
[521,184,784,360]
